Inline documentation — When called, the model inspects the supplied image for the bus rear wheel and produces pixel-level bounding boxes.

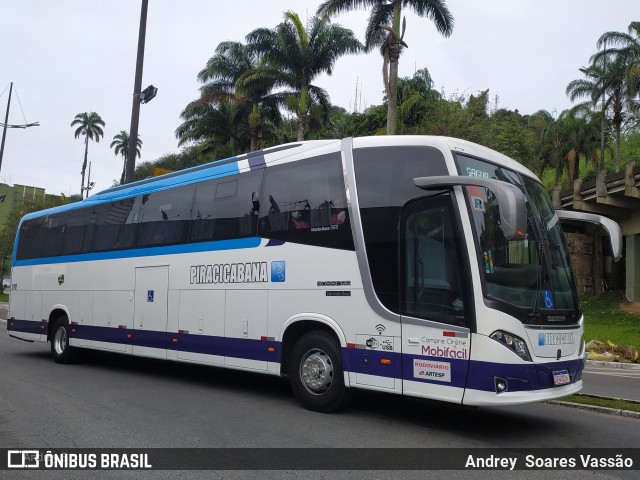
[50,316,75,364]
[290,331,351,413]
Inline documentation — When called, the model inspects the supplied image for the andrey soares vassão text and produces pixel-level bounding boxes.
[465,454,634,470]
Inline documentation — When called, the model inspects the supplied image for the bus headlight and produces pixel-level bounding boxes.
[490,330,532,362]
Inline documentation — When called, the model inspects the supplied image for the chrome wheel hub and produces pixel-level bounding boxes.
[300,349,333,394]
[54,327,67,355]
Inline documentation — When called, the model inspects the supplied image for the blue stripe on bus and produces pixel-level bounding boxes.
[7,319,584,393]
[13,237,262,267]
[18,162,243,222]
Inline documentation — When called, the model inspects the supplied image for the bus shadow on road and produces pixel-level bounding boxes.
[17,345,576,444]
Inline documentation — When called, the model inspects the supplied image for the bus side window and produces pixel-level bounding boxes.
[136,185,195,248]
[93,198,139,251]
[60,209,96,255]
[190,169,263,243]
[257,153,354,251]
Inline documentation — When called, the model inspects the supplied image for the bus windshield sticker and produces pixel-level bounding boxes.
[542,290,554,309]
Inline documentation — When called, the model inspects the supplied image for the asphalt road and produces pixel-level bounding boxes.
[582,364,640,401]
[1,331,639,480]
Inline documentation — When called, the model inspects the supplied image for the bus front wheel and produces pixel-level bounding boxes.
[50,316,75,364]
[290,331,351,412]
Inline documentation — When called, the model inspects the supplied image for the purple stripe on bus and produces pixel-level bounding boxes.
[249,155,266,170]
[7,319,584,393]
[343,348,402,379]
[7,318,48,335]
[465,357,584,392]
[265,239,285,247]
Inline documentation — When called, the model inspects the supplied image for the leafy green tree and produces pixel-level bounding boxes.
[110,131,142,184]
[197,41,284,151]
[395,68,439,133]
[318,0,453,135]
[597,22,640,104]
[566,61,613,172]
[534,111,599,188]
[593,22,640,169]
[246,10,363,140]
[0,199,46,293]
[71,112,105,198]
[176,99,248,156]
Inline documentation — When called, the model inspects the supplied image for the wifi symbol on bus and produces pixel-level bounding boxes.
[375,324,386,335]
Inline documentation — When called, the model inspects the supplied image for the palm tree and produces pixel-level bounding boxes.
[246,10,363,141]
[318,0,454,135]
[110,131,142,184]
[597,22,640,103]
[71,112,105,197]
[593,22,640,169]
[197,41,284,151]
[567,55,626,172]
[566,60,610,172]
[176,98,248,157]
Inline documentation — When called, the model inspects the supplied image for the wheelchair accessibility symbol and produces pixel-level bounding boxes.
[542,290,554,309]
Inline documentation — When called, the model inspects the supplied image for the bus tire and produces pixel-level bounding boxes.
[290,330,351,413]
[50,316,75,364]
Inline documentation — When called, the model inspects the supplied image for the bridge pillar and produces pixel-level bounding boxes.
[626,234,640,303]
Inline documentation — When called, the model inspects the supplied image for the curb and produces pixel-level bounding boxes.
[586,359,640,370]
[548,399,640,419]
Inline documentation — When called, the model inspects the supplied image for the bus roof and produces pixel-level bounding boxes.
[19,136,538,222]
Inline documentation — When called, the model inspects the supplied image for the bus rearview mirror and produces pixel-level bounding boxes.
[555,210,623,262]
[414,176,527,241]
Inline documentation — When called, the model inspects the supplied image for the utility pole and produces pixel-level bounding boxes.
[0,82,13,173]
[0,82,39,176]
[125,0,149,184]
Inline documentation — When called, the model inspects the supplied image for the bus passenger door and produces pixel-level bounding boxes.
[400,194,471,404]
[133,266,169,359]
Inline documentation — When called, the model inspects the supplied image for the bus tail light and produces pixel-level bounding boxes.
[380,359,392,365]
[490,330,532,362]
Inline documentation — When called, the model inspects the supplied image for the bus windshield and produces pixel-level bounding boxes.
[456,154,579,325]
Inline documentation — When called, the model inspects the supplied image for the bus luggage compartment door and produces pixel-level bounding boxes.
[133,266,169,359]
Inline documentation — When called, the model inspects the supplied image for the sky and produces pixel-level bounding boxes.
[0,0,637,197]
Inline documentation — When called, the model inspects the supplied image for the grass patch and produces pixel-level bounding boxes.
[0,293,8,302]
[560,394,640,414]
[580,291,640,350]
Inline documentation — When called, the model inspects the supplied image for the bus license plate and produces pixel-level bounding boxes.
[553,369,570,386]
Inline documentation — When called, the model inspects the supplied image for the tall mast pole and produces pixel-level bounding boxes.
[0,82,13,173]
[125,0,148,184]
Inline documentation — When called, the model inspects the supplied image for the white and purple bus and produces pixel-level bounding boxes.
[7,136,621,412]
